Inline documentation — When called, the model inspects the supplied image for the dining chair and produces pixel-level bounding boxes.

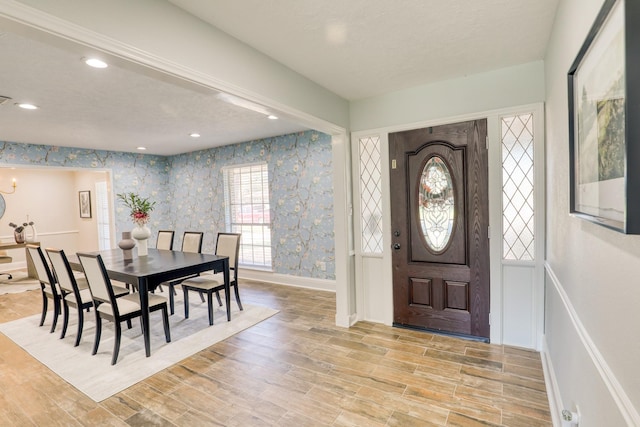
[167,231,204,314]
[78,252,171,365]
[26,244,61,333]
[0,249,13,280]
[46,248,129,347]
[156,230,175,250]
[181,233,242,325]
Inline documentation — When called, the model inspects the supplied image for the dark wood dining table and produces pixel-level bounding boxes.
[68,248,230,357]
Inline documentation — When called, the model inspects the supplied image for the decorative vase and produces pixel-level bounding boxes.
[131,224,151,256]
[14,229,25,244]
[118,231,136,260]
[25,224,38,243]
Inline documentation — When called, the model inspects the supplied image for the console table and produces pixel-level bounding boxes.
[0,241,40,278]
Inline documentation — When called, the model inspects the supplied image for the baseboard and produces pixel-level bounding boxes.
[545,262,640,426]
[238,268,336,292]
[541,336,563,427]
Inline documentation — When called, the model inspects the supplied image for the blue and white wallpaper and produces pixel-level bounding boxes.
[0,130,335,280]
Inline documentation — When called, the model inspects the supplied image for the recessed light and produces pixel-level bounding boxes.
[190,133,201,138]
[137,146,147,151]
[267,115,278,120]
[16,103,38,110]
[85,58,108,68]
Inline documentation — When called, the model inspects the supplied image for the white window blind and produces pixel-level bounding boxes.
[223,163,272,269]
[95,181,111,250]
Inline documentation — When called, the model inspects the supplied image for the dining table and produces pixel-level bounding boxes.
[68,248,230,357]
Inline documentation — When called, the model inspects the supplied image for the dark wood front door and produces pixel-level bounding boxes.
[390,119,490,339]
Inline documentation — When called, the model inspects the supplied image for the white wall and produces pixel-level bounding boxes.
[350,61,545,131]
[0,167,108,267]
[544,0,640,424]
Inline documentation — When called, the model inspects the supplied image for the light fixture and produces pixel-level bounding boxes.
[0,178,17,194]
[137,146,147,151]
[16,103,38,110]
[84,58,108,68]
[267,115,278,120]
[190,133,201,138]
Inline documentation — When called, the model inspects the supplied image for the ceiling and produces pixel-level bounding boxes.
[0,0,559,156]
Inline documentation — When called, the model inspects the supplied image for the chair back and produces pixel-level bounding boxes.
[182,231,204,253]
[215,233,241,280]
[46,248,81,297]
[77,253,117,307]
[27,245,58,292]
[156,230,175,250]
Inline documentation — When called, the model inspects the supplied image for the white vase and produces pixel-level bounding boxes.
[25,224,37,242]
[131,224,151,256]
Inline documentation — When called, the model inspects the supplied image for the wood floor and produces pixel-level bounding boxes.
[0,278,552,426]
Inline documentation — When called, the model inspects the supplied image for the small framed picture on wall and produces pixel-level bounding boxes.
[79,190,92,218]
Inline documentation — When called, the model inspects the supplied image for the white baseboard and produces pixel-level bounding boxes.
[541,336,563,427]
[544,262,640,426]
[238,268,336,292]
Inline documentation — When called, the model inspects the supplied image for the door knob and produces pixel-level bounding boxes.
[393,243,401,250]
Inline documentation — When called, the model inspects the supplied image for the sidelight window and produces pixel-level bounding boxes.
[502,113,535,260]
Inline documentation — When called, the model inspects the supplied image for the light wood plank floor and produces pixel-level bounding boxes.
[0,278,552,426]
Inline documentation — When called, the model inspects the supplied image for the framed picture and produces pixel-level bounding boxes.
[79,191,91,218]
[568,0,640,233]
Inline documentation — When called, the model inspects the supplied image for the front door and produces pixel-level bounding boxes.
[390,119,490,339]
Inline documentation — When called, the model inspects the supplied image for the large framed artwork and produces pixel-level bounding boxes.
[568,0,640,233]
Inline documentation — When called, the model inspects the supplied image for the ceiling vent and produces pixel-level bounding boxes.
[0,96,12,105]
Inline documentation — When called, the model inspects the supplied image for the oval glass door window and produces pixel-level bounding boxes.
[419,156,455,252]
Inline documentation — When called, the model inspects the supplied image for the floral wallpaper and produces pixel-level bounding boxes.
[0,130,335,280]
[168,130,335,279]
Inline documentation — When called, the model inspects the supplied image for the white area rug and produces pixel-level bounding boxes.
[0,271,41,294]
[0,295,278,402]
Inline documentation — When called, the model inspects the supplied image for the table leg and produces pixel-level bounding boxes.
[138,278,151,357]
[224,258,231,321]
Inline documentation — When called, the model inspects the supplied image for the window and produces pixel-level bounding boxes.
[223,163,272,268]
[358,135,383,254]
[502,113,535,260]
[95,181,111,250]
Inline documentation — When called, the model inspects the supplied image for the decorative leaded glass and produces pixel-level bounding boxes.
[502,113,535,260]
[359,136,383,254]
[419,156,455,252]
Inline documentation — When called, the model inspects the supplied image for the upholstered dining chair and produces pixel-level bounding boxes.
[0,249,13,280]
[46,248,129,347]
[26,244,61,333]
[78,252,171,365]
[156,230,175,251]
[167,231,204,314]
[181,233,242,325]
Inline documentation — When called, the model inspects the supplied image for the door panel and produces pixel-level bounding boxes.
[390,119,489,339]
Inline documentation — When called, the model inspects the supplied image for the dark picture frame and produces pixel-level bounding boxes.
[79,190,91,218]
[568,0,640,233]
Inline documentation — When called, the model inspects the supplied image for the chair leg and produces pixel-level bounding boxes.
[199,291,205,303]
[92,312,102,355]
[60,301,70,339]
[112,321,122,365]
[75,308,84,347]
[161,306,171,342]
[207,292,214,326]
[233,284,243,311]
[183,288,190,319]
[215,290,223,306]
[169,283,175,315]
[39,292,48,327]
[50,298,60,333]
[126,319,132,329]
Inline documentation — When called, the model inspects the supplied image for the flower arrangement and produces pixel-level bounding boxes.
[9,221,34,233]
[117,192,156,227]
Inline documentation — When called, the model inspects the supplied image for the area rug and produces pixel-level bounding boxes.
[0,271,41,294]
[0,295,278,402]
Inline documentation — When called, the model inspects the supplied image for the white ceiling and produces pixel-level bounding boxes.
[0,0,559,156]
